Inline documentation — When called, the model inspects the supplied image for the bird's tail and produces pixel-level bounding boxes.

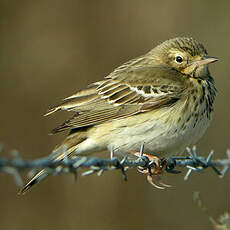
[18,132,86,195]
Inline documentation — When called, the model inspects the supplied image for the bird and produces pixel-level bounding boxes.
[19,37,218,194]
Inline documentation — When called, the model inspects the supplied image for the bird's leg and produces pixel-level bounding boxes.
[134,152,171,189]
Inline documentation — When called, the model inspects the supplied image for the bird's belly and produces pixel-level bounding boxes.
[103,107,211,157]
[83,99,212,158]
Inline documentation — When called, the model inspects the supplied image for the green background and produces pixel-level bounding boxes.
[0,0,229,229]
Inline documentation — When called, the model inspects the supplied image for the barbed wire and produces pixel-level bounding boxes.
[0,143,229,189]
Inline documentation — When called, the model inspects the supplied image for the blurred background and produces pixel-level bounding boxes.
[0,0,229,229]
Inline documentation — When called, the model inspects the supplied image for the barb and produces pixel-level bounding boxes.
[0,143,229,188]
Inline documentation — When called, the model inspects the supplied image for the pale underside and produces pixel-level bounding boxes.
[75,100,211,157]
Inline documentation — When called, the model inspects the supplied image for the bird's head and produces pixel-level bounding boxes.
[150,37,218,79]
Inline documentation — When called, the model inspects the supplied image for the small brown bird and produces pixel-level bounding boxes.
[20,37,218,194]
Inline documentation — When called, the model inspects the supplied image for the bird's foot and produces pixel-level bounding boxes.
[134,153,172,189]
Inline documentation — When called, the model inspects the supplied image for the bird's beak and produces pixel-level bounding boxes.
[193,56,219,67]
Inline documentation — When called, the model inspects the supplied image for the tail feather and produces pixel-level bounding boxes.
[18,170,48,195]
[18,132,86,195]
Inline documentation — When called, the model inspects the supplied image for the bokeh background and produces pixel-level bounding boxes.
[0,0,230,229]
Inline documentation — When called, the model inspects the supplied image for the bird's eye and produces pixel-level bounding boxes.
[175,55,183,64]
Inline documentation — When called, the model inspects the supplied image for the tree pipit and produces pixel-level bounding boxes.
[20,37,218,194]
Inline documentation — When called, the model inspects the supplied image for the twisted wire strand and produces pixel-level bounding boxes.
[0,144,229,187]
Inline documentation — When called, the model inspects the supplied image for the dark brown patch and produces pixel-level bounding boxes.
[200,96,204,104]
[194,102,199,111]
[152,87,159,94]
[111,91,137,103]
[193,113,199,128]
[182,123,187,131]
[202,85,206,94]
[186,115,191,123]
[143,85,151,94]
[108,87,131,100]
[190,89,195,94]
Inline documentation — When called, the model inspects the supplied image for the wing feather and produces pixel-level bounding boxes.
[48,65,186,133]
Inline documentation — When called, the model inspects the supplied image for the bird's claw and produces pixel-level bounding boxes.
[146,174,172,189]
[135,153,172,189]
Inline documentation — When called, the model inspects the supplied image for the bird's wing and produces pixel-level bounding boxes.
[47,66,186,133]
